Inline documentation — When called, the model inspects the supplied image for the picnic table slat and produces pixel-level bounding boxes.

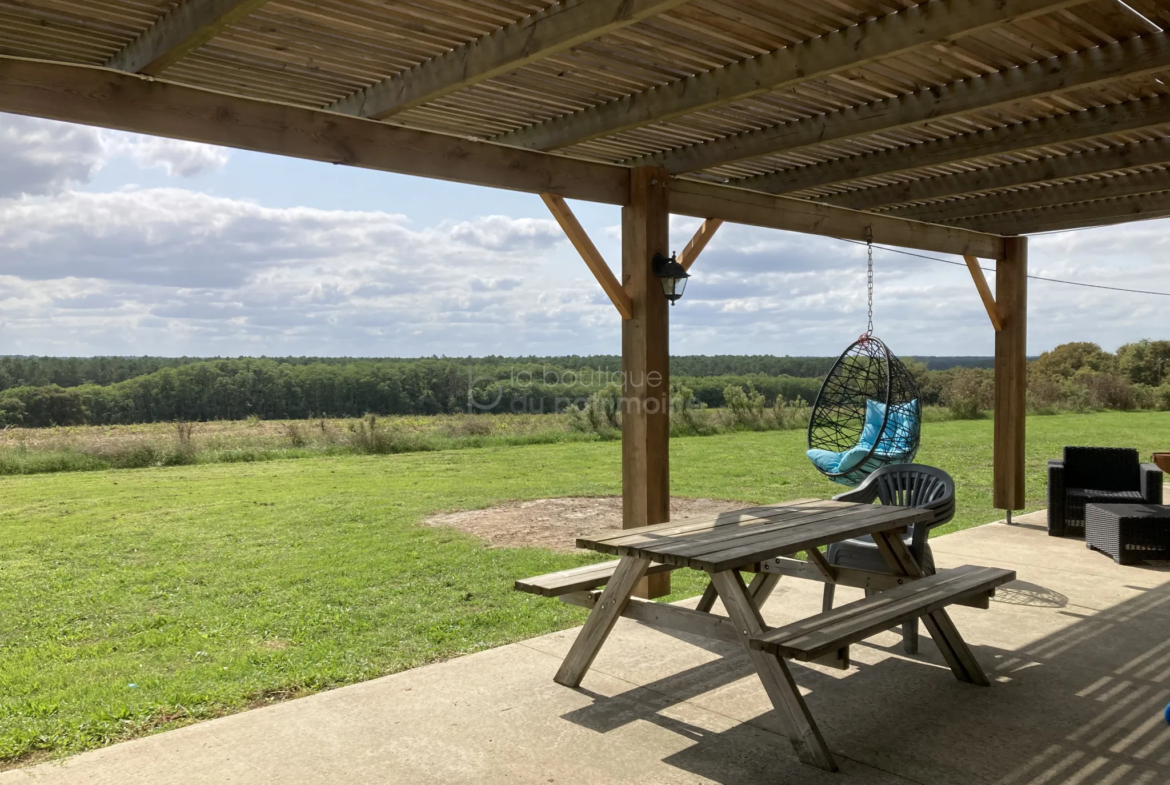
[602,503,851,559]
[577,499,825,551]
[514,559,675,597]
[623,504,912,563]
[684,508,931,572]
[752,565,1015,660]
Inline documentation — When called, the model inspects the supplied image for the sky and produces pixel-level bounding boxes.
[0,111,1166,359]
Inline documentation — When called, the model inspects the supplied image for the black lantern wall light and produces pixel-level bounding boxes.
[652,252,690,305]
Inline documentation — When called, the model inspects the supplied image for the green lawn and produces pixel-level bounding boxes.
[1,411,1166,764]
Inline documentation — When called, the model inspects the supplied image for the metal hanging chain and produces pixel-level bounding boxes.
[865,227,874,337]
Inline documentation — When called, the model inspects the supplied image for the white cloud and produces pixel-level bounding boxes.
[105,134,231,177]
[0,113,231,200]
[0,114,1166,357]
[0,115,106,198]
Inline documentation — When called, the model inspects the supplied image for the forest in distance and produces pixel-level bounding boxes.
[0,343,1165,428]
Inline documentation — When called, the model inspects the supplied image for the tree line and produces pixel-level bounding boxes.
[0,358,828,427]
[1,343,1164,428]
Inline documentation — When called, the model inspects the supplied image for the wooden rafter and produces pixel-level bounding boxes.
[327,0,688,120]
[0,56,1006,261]
[669,180,1003,260]
[744,94,1170,198]
[678,219,723,271]
[641,32,1170,175]
[957,191,1170,235]
[493,0,1078,151]
[832,138,1170,212]
[105,0,271,75]
[896,169,1170,224]
[964,256,1003,332]
[540,193,633,320]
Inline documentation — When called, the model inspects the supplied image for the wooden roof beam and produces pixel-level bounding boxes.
[957,191,1170,235]
[492,0,1079,151]
[0,56,1003,260]
[105,0,271,75]
[669,180,1004,261]
[643,31,1170,175]
[328,0,689,120]
[745,94,1170,198]
[827,136,1170,211]
[894,168,1170,224]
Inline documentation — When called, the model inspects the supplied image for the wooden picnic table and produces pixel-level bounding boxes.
[518,498,1015,773]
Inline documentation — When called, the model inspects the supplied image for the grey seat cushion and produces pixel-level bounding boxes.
[825,532,936,575]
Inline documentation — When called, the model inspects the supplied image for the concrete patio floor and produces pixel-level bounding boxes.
[5,513,1169,784]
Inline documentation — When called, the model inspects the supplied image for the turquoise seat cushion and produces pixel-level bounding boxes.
[807,399,920,476]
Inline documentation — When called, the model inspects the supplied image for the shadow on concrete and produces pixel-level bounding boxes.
[560,579,1170,784]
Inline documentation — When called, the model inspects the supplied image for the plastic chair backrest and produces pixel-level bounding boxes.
[835,463,955,530]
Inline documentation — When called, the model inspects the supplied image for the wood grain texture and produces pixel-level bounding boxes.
[622,167,671,598]
[328,0,689,119]
[106,0,271,75]
[554,556,650,687]
[744,94,1170,198]
[0,56,630,206]
[750,565,1015,660]
[494,0,1080,151]
[711,569,838,772]
[836,138,1170,211]
[645,31,1170,174]
[678,218,722,272]
[959,191,1170,235]
[964,256,1003,332]
[670,180,1005,260]
[514,559,674,597]
[541,193,632,319]
[994,238,1028,511]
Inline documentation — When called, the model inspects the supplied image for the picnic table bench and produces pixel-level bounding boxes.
[516,499,1015,772]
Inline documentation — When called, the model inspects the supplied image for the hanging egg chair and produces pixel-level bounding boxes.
[806,335,921,486]
[804,232,920,486]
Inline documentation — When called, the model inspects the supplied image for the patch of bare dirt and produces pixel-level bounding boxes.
[423,496,749,552]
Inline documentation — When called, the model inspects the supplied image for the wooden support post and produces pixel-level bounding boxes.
[963,255,1003,331]
[623,167,672,599]
[678,218,723,271]
[994,237,1028,512]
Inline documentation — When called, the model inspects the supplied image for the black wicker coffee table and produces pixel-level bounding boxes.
[1085,503,1170,565]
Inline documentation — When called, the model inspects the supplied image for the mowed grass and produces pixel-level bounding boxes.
[1,411,1167,764]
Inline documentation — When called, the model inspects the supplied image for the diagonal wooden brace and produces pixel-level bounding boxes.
[541,192,633,319]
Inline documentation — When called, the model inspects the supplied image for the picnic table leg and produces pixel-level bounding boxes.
[696,570,780,613]
[554,556,651,688]
[710,569,838,772]
[872,531,991,687]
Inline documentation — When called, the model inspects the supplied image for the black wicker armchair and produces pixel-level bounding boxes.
[1048,447,1164,538]
[822,464,955,654]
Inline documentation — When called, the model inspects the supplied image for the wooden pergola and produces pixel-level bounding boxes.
[3,0,1164,595]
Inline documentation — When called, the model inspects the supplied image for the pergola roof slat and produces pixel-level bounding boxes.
[958,189,1170,234]
[639,30,1170,174]
[835,137,1170,210]
[106,0,272,76]
[490,0,1080,152]
[740,92,1170,197]
[1,0,1169,240]
[326,0,691,120]
[897,166,1170,223]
